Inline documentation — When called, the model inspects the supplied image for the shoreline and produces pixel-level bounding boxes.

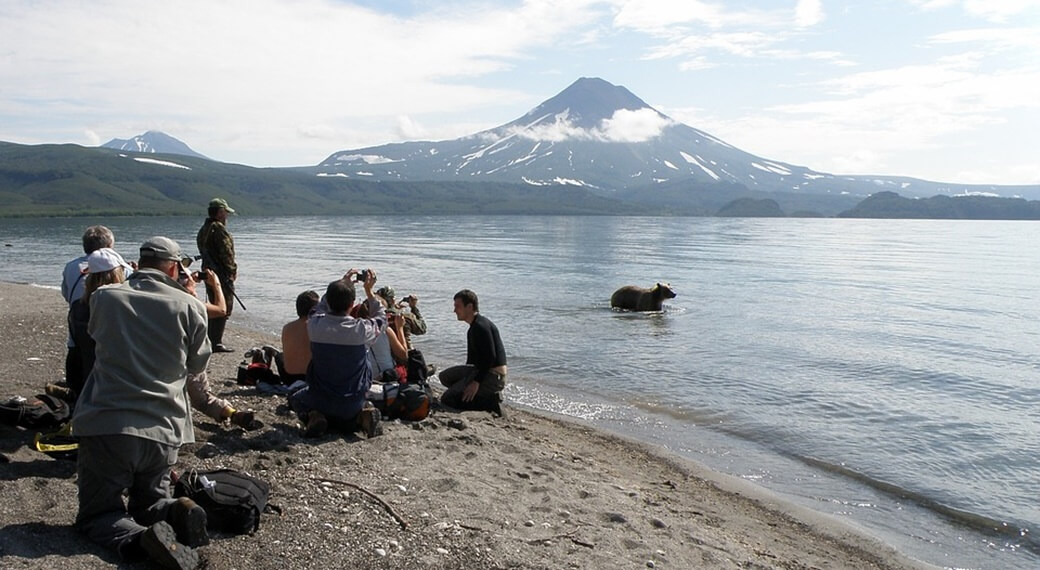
[0,281,934,569]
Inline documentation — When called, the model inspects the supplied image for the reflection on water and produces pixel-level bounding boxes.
[3,215,1040,568]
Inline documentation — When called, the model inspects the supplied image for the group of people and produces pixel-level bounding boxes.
[54,198,509,569]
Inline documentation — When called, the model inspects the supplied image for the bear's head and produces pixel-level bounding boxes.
[654,283,677,299]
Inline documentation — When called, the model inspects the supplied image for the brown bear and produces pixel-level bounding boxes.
[610,283,676,312]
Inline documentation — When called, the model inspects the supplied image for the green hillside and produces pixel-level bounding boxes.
[838,191,1040,219]
[7,142,1039,219]
[0,142,641,217]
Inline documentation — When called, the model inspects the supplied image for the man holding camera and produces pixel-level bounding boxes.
[375,286,427,349]
[196,197,237,353]
[72,236,211,569]
[288,269,385,439]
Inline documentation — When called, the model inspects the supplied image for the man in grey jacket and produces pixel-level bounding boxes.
[72,236,212,570]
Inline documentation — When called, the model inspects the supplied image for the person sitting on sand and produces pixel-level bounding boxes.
[59,225,134,395]
[55,247,130,404]
[439,289,507,416]
[72,236,211,569]
[353,296,408,382]
[276,290,319,384]
[288,269,384,439]
[178,262,260,430]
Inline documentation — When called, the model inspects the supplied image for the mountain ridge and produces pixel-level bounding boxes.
[2,76,1038,217]
[313,77,1040,201]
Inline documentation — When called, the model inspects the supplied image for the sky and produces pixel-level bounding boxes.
[1,0,1038,185]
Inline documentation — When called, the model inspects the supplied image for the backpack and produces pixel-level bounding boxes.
[237,346,281,386]
[0,394,71,429]
[405,349,429,385]
[380,382,432,421]
[173,468,280,535]
[236,361,278,386]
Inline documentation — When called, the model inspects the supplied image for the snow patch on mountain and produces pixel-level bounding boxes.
[751,161,793,176]
[333,154,400,165]
[523,176,592,187]
[132,157,191,170]
[681,151,720,180]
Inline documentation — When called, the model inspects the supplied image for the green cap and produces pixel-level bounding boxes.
[209,197,235,213]
[376,286,395,303]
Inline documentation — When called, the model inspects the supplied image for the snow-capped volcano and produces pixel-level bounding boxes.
[102,131,208,160]
[315,77,869,196]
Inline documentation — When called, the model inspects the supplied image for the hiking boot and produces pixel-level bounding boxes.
[303,410,327,438]
[45,383,76,402]
[230,410,262,430]
[358,405,382,439]
[167,497,209,547]
[139,520,199,570]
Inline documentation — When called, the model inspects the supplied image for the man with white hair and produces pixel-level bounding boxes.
[58,225,133,393]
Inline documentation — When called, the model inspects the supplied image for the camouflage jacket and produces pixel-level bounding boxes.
[196,218,237,278]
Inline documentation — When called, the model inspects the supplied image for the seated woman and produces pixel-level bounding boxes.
[354,297,408,382]
[56,248,130,403]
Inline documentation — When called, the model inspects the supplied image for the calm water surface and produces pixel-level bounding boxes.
[2,215,1038,569]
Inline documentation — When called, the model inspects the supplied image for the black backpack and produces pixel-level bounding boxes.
[173,468,280,534]
[405,349,429,384]
[0,394,71,429]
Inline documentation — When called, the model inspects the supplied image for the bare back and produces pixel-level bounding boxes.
[280,318,311,375]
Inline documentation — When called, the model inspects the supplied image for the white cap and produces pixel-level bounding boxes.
[86,248,128,274]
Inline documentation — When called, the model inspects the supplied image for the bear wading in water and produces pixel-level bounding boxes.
[610,283,676,312]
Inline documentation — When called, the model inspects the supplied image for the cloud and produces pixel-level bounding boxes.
[668,46,1040,183]
[395,115,428,140]
[0,0,608,165]
[795,0,825,27]
[614,0,838,66]
[510,108,672,143]
[599,108,674,141]
[909,0,1040,22]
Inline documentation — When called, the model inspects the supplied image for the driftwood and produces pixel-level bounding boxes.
[314,477,408,529]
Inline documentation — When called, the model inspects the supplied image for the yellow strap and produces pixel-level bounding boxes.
[34,423,78,453]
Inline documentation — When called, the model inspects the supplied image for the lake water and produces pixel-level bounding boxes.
[2,215,1038,569]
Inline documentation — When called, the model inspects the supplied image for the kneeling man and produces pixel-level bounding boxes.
[73,237,211,569]
[439,289,507,416]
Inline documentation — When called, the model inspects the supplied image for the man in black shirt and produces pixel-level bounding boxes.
[439,289,507,415]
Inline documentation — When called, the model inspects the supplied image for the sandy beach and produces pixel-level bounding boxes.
[0,281,934,570]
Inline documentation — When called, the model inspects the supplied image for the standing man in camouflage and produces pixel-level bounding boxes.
[197,198,237,353]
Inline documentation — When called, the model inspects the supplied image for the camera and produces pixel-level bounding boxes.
[191,271,202,282]
[355,269,370,282]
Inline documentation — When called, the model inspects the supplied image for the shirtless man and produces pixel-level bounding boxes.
[277,290,319,383]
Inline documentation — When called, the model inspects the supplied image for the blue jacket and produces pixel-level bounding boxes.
[306,296,386,403]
